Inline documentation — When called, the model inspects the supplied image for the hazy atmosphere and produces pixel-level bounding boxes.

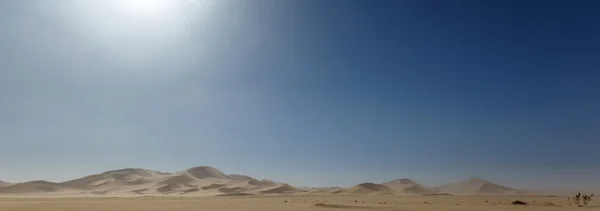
[1,0,599,192]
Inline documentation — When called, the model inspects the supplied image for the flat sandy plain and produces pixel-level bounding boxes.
[1,195,598,211]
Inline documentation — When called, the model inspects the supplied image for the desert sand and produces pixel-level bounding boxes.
[1,166,597,211]
[0,195,597,211]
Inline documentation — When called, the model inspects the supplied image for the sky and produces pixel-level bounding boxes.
[0,0,599,190]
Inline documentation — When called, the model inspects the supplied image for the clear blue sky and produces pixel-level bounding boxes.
[0,0,599,190]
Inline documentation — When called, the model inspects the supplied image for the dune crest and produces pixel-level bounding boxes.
[229,174,255,181]
[185,166,231,180]
[382,178,434,194]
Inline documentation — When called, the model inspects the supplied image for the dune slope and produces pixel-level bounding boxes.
[383,178,434,194]
[341,183,395,195]
[435,177,519,194]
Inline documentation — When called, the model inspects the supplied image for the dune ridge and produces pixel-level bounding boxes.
[382,178,434,194]
[0,167,525,196]
[259,184,302,194]
[185,166,232,180]
[229,174,255,181]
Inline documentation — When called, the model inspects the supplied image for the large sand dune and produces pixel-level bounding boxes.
[382,178,434,194]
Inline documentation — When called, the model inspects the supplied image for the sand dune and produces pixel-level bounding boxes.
[219,187,245,194]
[56,168,166,195]
[60,168,162,190]
[341,183,395,195]
[185,166,231,180]
[201,184,226,190]
[180,187,201,194]
[0,180,77,194]
[86,166,299,196]
[0,167,535,196]
[294,186,311,191]
[237,179,271,190]
[382,178,433,194]
[249,179,278,187]
[157,174,197,187]
[130,188,150,195]
[479,182,519,194]
[434,177,519,194]
[136,166,239,195]
[259,184,302,194]
[247,179,265,186]
[207,177,291,195]
[229,174,255,181]
[259,180,278,186]
[157,183,186,194]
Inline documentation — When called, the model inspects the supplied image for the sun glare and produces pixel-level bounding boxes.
[116,0,171,16]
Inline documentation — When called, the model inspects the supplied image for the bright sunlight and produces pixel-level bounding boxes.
[115,0,172,16]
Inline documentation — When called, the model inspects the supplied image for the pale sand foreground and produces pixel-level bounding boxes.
[1,195,598,211]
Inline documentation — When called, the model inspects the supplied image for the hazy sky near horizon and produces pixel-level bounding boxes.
[1,0,599,190]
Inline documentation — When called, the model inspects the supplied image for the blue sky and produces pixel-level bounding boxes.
[0,0,599,190]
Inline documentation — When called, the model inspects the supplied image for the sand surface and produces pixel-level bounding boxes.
[0,195,597,211]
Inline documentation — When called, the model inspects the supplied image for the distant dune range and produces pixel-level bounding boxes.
[0,166,526,196]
